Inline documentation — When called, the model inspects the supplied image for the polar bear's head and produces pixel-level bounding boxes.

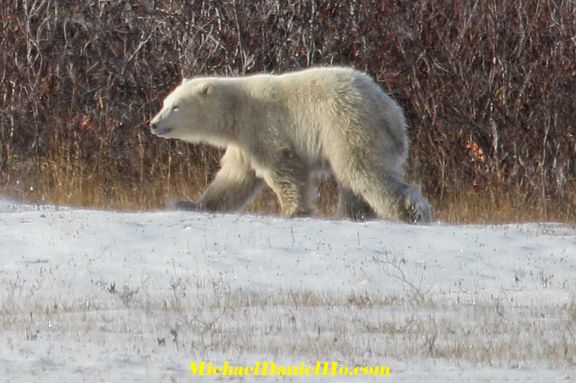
[150,78,228,144]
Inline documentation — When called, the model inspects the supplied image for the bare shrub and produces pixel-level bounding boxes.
[1,0,574,222]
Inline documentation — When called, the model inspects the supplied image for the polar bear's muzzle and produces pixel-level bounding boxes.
[150,122,173,137]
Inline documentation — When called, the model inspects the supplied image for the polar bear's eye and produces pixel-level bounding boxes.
[172,105,180,111]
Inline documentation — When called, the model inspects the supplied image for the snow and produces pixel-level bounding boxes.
[1,197,575,382]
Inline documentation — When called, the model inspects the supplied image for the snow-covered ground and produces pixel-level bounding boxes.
[0,197,575,382]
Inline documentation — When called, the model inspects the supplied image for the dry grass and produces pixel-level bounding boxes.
[6,164,575,224]
[436,182,576,224]
[1,0,574,223]
[2,280,575,367]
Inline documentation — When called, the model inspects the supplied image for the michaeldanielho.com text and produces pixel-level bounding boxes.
[189,361,391,377]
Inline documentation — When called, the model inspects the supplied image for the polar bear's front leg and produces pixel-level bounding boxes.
[176,146,264,213]
[263,149,311,217]
[177,172,263,212]
[191,170,263,212]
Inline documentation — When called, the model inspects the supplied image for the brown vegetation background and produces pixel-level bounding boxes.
[1,0,575,223]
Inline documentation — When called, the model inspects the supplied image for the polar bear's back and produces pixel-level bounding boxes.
[275,67,409,170]
[219,67,408,173]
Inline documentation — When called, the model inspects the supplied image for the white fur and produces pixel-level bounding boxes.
[151,67,432,223]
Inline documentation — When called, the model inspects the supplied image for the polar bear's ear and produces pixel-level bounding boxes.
[197,83,212,96]
[181,77,189,85]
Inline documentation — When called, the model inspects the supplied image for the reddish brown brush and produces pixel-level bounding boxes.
[0,0,574,223]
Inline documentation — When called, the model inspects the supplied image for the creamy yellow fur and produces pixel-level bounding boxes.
[150,67,431,223]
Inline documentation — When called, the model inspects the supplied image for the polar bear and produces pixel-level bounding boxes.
[150,67,432,223]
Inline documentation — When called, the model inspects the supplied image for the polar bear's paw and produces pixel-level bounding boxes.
[401,185,432,224]
[173,200,203,211]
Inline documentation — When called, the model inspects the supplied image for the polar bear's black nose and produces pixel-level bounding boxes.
[150,123,157,132]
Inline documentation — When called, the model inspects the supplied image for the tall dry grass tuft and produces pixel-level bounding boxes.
[0,0,574,222]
